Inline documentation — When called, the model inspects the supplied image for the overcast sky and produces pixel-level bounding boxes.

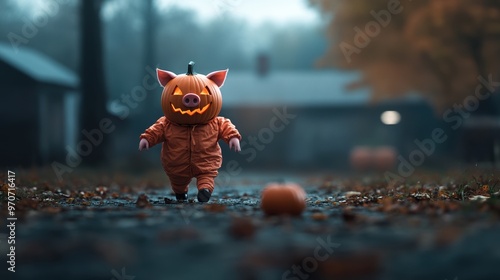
[157,0,321,26]
[16,0,321,27]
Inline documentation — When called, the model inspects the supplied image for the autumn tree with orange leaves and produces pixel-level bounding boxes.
[311,0,500,113]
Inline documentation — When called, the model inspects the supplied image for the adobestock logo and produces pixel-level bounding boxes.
[110,267,135,280]
[282,236,341,280]
[215,106,297,187]
[212,0,243,18]
[385,74,500,183]
[340,0,412,63]
[7,0,69,53]
[51,66,160,181]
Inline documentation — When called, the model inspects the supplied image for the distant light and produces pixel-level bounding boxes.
[381,111,401,125]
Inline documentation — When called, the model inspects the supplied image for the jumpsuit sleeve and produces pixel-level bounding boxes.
[218,117,241,144]
[140,117,167,147]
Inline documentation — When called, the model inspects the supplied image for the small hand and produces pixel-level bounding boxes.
[229,137,241,152]
[139,138,149,151]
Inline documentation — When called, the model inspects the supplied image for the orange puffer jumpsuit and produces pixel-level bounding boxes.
[140,116,241,194]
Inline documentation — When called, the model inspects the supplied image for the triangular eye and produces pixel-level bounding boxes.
[200,87,210,95]
[173,87,183,96]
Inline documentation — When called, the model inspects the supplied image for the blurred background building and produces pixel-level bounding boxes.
[0,43,79,166]
[1,0,499,175]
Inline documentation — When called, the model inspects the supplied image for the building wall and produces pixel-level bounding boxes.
[38,87,65,162]
[220,102,458,171]
[0,85,78,166]
[0,55,79,167]
[0,85,39,166]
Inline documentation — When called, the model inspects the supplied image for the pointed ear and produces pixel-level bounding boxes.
[207,69,228,87]
[157,68,177,87]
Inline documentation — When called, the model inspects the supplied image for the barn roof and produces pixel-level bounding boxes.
[0,43,78,88]
[221,70,370,106]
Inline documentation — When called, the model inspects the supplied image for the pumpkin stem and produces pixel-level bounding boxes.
[187,61,195,75]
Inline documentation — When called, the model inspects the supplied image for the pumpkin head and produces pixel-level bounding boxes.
[156,61,228,125]
[261,183,307,216]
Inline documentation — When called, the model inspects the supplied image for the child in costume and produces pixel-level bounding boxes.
[139,62,241,202]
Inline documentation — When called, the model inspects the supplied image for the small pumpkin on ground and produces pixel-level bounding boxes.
[261,183,306,216]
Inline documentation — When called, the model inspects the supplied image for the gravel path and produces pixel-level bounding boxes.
[1,171,500,280]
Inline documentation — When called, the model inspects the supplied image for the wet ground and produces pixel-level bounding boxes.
[1,170,500,280]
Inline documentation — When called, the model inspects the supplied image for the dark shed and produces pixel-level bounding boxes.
[0,43,79,166]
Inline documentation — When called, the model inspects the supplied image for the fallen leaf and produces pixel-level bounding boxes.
[158,227,200,242]
[136,194,152,208]
[470,195,490,202]
[311,212,329,221]
[95,186,108,196]
[164,197,175,204]
[434,226,463,247]
[320,253,380,279]
[342,209,357,223]
[345,191,362,198]
[229,217,256,239]
[411,192,431,200]
[204,204,226,213]
[136,212,149,219]
[41,207,61,214]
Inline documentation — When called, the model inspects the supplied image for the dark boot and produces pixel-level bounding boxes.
[175,193,188,202]
[197,189,211,203]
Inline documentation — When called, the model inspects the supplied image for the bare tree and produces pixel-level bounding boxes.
[80,0,109,163]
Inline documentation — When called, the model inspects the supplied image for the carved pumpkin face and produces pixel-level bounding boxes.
[156,61,228,125]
